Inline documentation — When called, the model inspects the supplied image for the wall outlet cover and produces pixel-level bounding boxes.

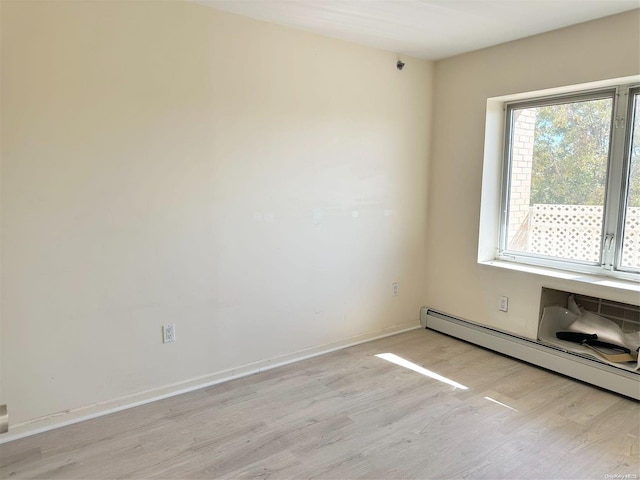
[163,324,176,343]
[499,296,509,312]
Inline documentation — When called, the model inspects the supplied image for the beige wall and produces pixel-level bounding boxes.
[3,0,639,430]
[1,1,432,424]
[427,10,640,338]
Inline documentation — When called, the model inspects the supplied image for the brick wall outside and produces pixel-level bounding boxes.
[507,108,536,249]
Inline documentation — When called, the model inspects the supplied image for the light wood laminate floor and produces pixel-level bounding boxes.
[1,329,639,479]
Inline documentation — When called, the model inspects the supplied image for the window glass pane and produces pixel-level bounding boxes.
[621,92,640,270]
[505,97,613,263]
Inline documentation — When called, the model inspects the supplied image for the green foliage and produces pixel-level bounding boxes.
[528,99,611,206]
[527,97,640,208]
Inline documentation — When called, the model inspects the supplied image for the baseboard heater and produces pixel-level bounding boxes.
[422,309,640,400]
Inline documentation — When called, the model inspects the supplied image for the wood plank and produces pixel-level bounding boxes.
[1,329,638,479]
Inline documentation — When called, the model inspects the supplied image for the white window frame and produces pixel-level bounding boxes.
[615,85,640,275]
[478,76,640,285]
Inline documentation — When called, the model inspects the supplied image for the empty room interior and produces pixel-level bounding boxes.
[1,1,640,478]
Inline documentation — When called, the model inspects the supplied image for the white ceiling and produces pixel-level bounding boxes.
[195,0,639,60]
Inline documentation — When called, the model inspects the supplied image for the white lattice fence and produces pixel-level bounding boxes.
[622,206,640,268]
[528,205,640,268]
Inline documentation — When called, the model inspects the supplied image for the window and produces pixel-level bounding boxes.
[499,83,639,280]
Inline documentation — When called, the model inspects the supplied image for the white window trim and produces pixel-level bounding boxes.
[478,75,640,287]
[478,259,640,293]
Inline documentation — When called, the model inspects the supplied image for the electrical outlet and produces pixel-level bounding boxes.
[499,296,509,312]
[392,283,399,296]
[163,323,176,343]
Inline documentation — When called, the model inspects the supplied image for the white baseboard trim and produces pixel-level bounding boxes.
[0,321,420,444]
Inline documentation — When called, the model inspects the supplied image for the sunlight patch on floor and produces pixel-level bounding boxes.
[484,396,519,412]
[375,353,468,390]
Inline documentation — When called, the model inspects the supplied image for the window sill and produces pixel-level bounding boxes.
[478,259,640,294]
